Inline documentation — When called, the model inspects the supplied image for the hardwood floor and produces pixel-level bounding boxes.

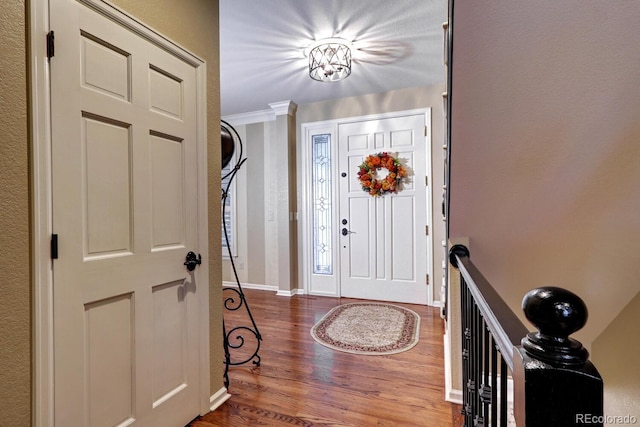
[190,289,463,427]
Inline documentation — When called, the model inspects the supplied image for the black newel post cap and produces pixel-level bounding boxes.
[449,244,470,268]
[521,286,590,366]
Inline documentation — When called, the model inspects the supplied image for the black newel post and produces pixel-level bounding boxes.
[514,287,603,427]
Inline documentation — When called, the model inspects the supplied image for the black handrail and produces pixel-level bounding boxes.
[450,244,528,372]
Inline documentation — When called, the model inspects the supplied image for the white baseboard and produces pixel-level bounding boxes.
[209,387,232,412]
[444,330,463,404]
[446,389,463,405]
[306,291,340,298]
[223,281,278,292]
[276,288,305,297]
[222,281,305,297]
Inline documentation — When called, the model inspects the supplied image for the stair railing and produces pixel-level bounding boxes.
[449,244,603,427]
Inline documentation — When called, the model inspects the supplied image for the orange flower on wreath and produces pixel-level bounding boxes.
[356,152,407,197]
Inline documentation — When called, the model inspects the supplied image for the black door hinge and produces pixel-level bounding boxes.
[47,31,55,59]
[51,234,58,259]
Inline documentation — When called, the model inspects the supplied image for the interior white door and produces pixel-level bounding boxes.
[338,115,429,304]
[51,1,202,426]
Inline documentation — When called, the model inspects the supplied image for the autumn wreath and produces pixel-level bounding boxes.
[357,152,407,196]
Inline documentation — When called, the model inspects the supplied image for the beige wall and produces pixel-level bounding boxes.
[0,1,31,425]
[448,0,640,413]
[0,2,222,424]
[244,124,267,284]
[222,122,270,286]
[221,120,281,288]
[445,237,469,399]
[592,291,640,425]
[286,111,299,292]
[222,123,246,283]
[110,0,224,398]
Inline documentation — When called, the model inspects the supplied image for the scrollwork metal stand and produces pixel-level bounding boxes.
[221,120,262,389]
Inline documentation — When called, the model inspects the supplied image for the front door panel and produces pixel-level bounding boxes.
[338,115,429,304]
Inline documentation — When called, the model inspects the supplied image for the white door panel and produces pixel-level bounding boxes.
[339,115,429,304]
[51,1,202,425]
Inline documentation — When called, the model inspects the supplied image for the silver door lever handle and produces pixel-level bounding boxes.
[341,228,355,236]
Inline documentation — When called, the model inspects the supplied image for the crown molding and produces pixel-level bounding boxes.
[222,109,274,126]
[269,100,297,116]
[221,100,297,126]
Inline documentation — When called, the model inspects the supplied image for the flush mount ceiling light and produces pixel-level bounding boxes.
[307,38,352,82]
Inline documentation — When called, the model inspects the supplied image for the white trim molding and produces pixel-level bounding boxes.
[222,100,298,127]
[269,100,297,116]
[443,330,460,403]
[300,122,339,298]
[222,281,303,297]
[209,387,232,412]
[223,109,274,127]
[276,288,305,297]
[447,389,463,405]
[223,281,279,292]
[196,59,211,415]
[31,0,54,424]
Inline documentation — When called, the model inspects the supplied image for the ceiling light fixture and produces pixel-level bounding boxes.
[307,38,352,82]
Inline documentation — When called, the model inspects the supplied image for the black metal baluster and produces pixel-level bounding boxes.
[468,297,474,426]
[479,324,490,427]
[469,300,475,425]
[462,278,471,426]
[465,281,473,426]
[473,303,482,426]
[500,357,508,427]
[491,337,498,427]
[462,279,467,425]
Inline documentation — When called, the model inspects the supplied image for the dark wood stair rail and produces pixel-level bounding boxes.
[449,244,603,427]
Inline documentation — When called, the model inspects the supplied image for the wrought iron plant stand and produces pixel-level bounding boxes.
[221,120,262,389]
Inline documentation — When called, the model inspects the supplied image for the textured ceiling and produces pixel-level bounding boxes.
[219,0,447,116]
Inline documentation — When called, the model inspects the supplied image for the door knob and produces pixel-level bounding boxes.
[184,251,202,271]
[342,228,355,236]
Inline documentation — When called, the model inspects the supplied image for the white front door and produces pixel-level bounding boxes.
[338,115,429,304]
[51,1,204,425]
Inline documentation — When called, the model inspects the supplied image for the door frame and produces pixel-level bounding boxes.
[30,1,210,425]
[300,108,434,306]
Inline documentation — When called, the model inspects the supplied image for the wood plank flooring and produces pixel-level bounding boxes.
[190,289,462,427]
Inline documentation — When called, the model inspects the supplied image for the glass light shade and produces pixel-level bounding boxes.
[308,39,352,82]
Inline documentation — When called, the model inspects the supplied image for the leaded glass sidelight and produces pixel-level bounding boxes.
[312,134,333,275]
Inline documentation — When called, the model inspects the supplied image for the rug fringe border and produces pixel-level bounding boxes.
[309,303,421,355]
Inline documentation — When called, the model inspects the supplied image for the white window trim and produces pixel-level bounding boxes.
[301,122,339,296]
[222,155,238,258]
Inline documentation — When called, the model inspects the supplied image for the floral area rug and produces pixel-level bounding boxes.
[310,303,420,355]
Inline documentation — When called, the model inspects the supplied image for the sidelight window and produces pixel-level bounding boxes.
[312,134,333,275]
